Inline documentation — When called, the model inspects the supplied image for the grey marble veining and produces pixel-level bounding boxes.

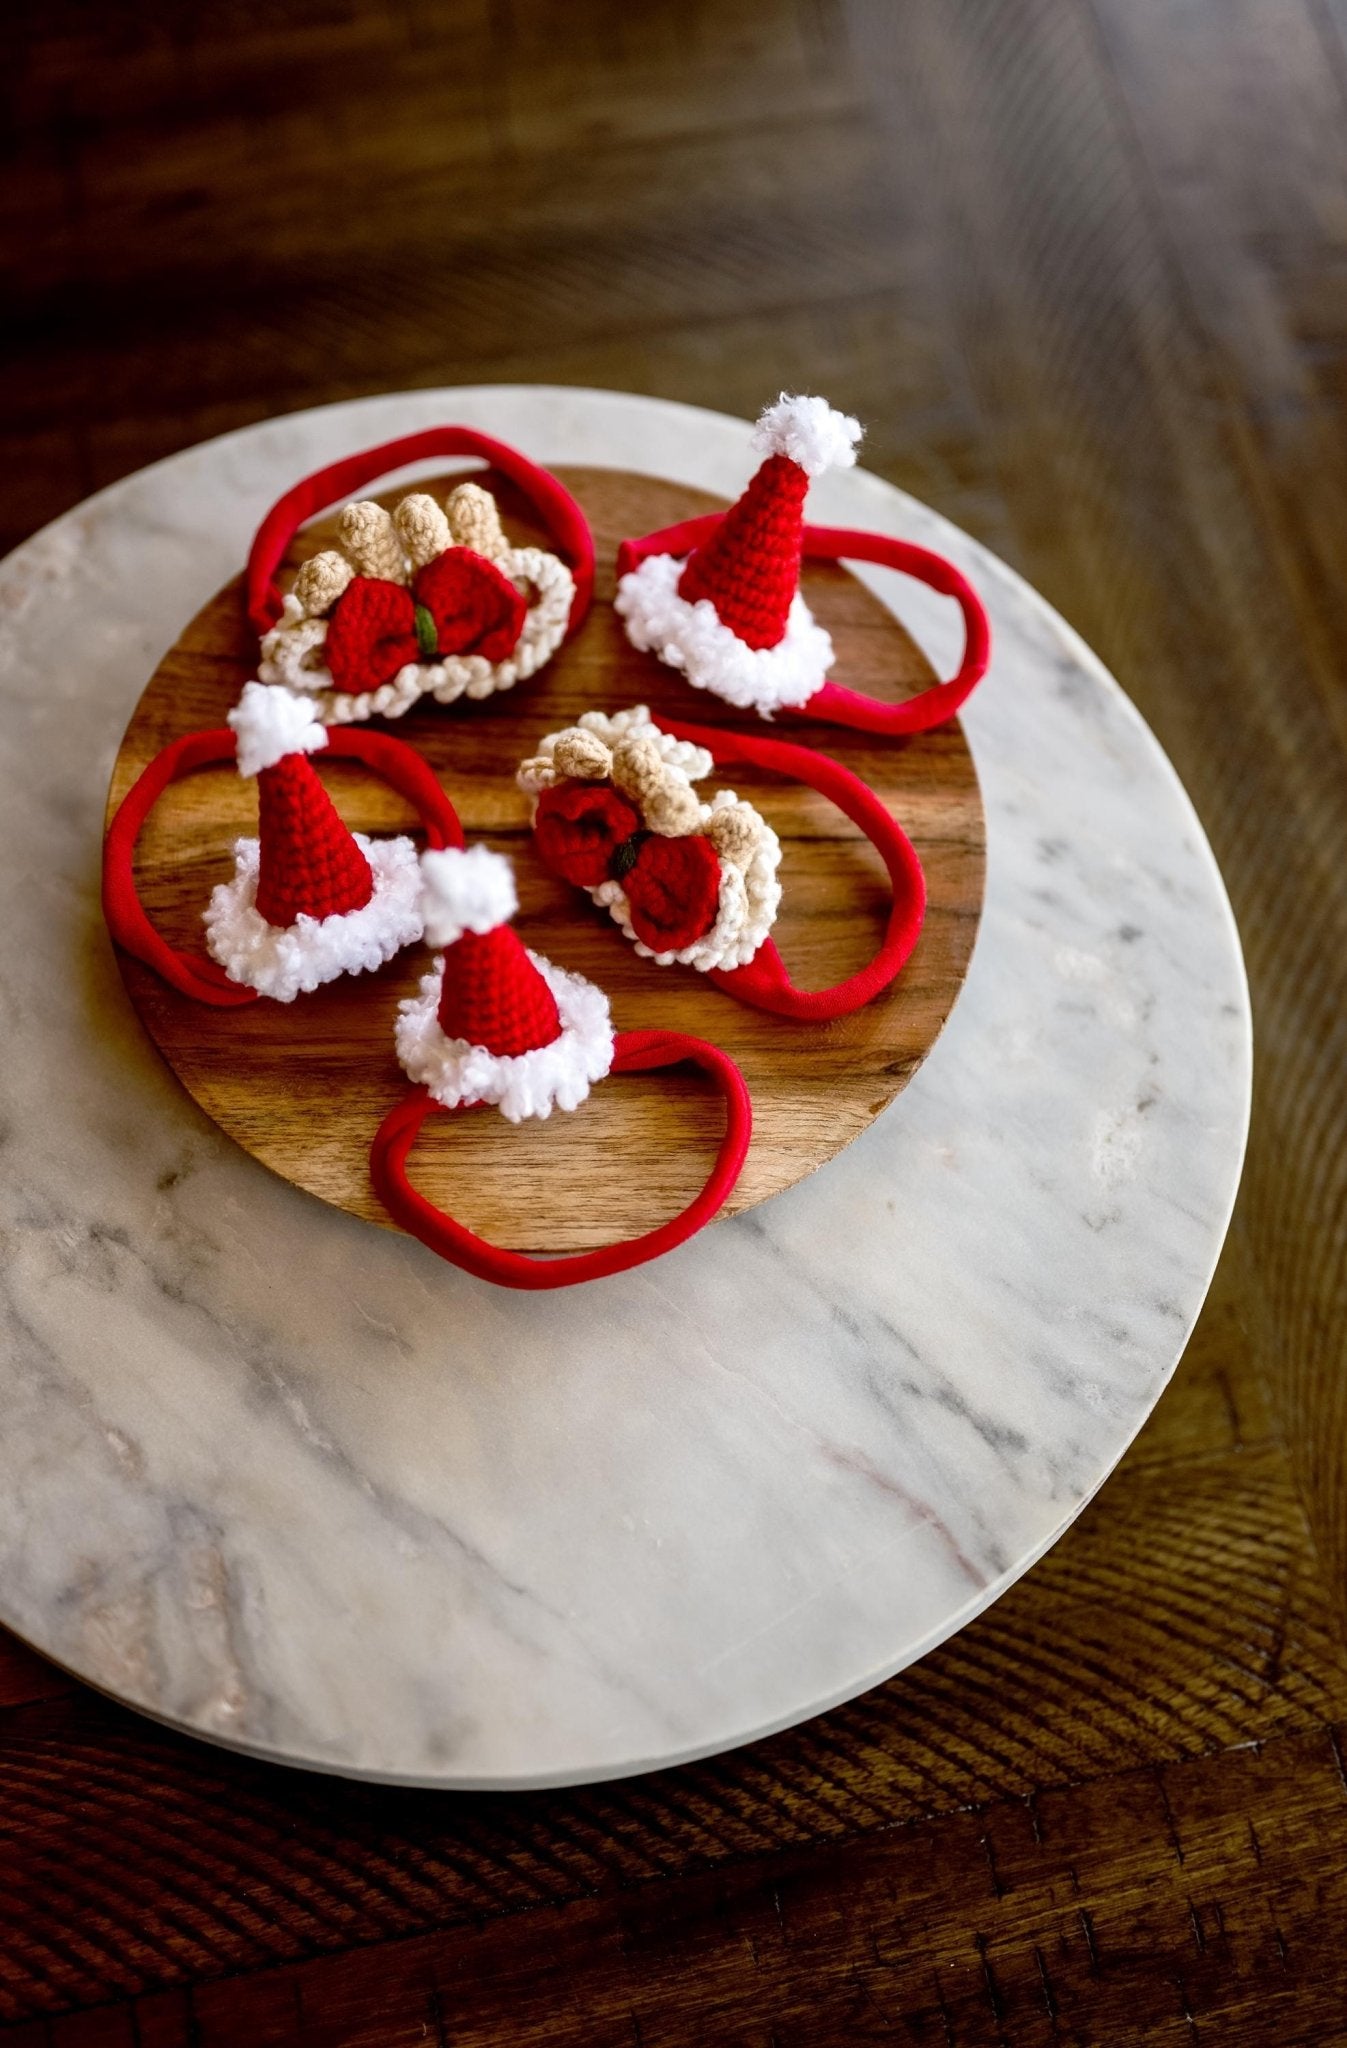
[0,389,1250,1785]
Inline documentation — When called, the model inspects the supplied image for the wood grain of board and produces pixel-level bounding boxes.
[104,465,985,1253]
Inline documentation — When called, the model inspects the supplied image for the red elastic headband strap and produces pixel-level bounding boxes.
[103,725,464,1006]
[369,1030,752,1290]
[246,427,596,640]
[616,516,989,737]
[655,715,927,1022]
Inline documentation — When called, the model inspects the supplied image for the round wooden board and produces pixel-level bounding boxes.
[106,467,985,1254]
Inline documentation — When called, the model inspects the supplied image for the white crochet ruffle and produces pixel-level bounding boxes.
[203,834,422,1001]
[395,950,614,1122]
[613,551,834,717]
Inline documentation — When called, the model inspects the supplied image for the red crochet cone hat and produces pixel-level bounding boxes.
[420,847,560,1055]
[677,394,863,650]
[228,683,373,926]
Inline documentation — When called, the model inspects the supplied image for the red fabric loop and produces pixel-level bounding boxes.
[245,426,596,640]
[102,725,464,1005]
[654,715,928,1021]
[369,1029,752,1290]
[616,515,989,736]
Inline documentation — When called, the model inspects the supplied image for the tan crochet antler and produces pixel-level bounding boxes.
[288,487,515,620]
[446,482,509,561]
[532,722,765,863]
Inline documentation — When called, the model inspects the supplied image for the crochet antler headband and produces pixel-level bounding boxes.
[518,705,927,1020]
[614,394,990,736]
[519,706,782,972]
[247,426,595,724]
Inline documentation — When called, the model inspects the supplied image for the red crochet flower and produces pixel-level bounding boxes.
[325,549,528,694]
[534,781,641,887]
[624,833,722,954]
[415,547,528,664]
[326,576,418,694]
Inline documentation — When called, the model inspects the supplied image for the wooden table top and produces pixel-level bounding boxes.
[5,3,1346,2042]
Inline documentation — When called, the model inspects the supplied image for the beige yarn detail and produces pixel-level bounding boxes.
[607,736,701,835]
[394,493,452,569]
[642,781,703,838]
[610,737,668,808]
[446,482,509,561]
[263,483,574,715]
[293,550,354,619]
[338,501,407,582]
[706,800,764,870]
[519,715,715,824]
[551,730,612,781]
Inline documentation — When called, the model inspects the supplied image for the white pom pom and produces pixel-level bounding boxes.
[419,846,518,948]
[751,394,863,477]
[228,681,329,779]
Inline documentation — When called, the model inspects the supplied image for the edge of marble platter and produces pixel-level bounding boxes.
[0,388,1251,1789]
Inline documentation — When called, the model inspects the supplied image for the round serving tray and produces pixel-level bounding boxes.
[0,388,1250,1788]
[106,466,985,1252]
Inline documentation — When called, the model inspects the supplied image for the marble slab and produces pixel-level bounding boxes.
[0,388,1250,1787]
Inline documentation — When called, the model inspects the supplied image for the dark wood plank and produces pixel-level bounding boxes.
[4,0,1346,2038]
[12,1731,1347,2044]
[164,1734,1347,2043]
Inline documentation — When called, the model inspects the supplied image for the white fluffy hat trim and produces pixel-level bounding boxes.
[229,681,329,779]
[751,394,863,478]
[420,845,518,949]
[395,950,614,1121]
[203,833,422,1001]
[614,553,834,715]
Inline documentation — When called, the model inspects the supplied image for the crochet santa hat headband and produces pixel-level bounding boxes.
[518,706,927,1022]
[247,425,595,725]
[615,394,991,735]
[103,684,463,1005]
[372,847,752,1289]
[395,844,615,1122]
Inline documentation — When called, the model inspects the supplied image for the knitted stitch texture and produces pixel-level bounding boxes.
[254,753,375,927]
[677,454,809,650]
[325,575,419,695]
[519,709,782,973]
[414,547,527,663]
[532,781,723,955]
[623,832,722,953]
[255,448,586,726]
[435,925,561,1056]
[533,780,642,888]
[325,552,528,697]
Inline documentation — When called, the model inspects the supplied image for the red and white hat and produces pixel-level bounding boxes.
[394,846,615,1121]
[203,681,423,1000]
[614,394,862,717]
[373,844,754,1287]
